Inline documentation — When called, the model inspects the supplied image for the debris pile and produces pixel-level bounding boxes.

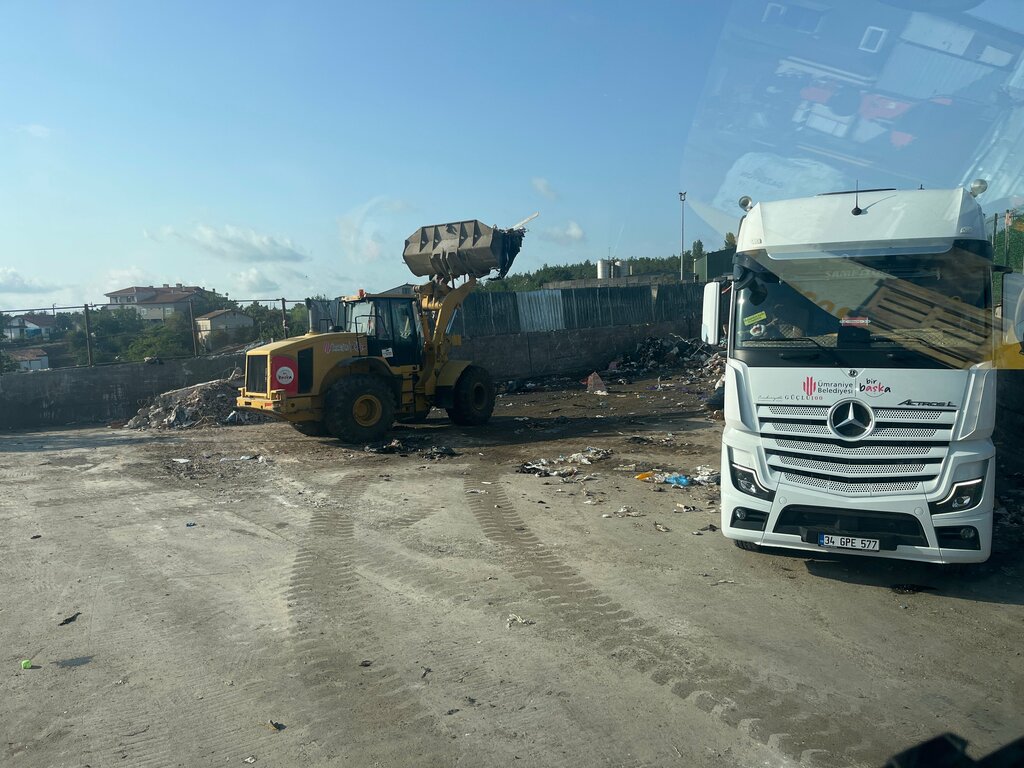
[517,446,613,479]
[363,438,460,460]
[633,465,720,487]
[614,336,716,375]
[125,374,269,430]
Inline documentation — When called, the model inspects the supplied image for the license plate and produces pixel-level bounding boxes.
[818,533,880,551]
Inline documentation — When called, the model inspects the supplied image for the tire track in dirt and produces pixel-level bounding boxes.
[272,471,692,768]
[464,475,884,768]
[273,473,455,765]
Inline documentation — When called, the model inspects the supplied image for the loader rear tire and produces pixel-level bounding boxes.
[734,540,761,552]
[446,365,495,426]
[324,374,395,443]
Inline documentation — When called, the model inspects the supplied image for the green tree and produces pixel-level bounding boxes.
[68,306,148,364]
[691,239,705,261]
[724,232,737,248]
[125,313,195,360]
[245,302,285,341]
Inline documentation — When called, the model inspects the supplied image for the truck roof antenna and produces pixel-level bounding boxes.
[852,181,863,216]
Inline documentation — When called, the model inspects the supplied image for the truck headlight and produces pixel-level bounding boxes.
[730,463,775,502]
[929,479,984,514]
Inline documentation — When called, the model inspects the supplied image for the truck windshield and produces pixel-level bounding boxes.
[733,246,993,370]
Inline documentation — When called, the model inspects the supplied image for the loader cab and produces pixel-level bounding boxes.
[342,295,423,367]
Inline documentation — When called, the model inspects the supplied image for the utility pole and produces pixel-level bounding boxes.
[188,299,199,357]
[280,298,289,338]
[679,191,687,282]
[83,304,94,366]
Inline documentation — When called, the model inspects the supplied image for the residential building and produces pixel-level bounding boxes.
[104,284,220,322]
[3,313,57,341]
[6,347,49,371]
[195,309,254,342]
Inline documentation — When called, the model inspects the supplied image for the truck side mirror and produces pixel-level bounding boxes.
[701,281,721,346]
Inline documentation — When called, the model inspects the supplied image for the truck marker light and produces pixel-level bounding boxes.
[929,478,984,514]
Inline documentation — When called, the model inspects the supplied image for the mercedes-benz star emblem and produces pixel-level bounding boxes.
[828,400,874,440]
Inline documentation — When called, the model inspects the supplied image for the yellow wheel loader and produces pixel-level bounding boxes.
[235,219,528,442]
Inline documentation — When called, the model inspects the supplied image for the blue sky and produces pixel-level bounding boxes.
[0,1,728,308]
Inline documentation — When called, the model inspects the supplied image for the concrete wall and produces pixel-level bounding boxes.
[0,319,698,431]
[455,319,698,380]
[0,356,244,431]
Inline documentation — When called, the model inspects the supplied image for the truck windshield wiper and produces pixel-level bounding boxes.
[776,337,845,365]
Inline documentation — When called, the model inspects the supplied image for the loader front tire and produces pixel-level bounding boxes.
[324,374,395,443]
[446,365,495,426]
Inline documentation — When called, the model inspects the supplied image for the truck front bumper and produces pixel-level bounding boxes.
[720,443,994,565]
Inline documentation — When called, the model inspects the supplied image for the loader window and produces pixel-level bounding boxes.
[388,300,422,367]
[346,301,391,338]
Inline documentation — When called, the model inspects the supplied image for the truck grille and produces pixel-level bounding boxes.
[757,403,955,496]
[246,355,269,394]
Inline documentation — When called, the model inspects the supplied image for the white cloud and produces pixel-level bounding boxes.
[148,224,309,263]
[531,177,558,200]
[235,268,281,296]
[103,267,147,292]
[539,220,586,245]
[0,268,57,294]
[337,196,411,263]
[14,124,51,139]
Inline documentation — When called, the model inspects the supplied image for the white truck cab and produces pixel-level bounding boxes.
[701,185,1020,564]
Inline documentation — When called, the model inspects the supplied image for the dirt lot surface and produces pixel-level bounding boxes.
[3,372,1023,768]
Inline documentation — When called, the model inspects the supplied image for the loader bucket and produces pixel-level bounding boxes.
[403,220,525,281]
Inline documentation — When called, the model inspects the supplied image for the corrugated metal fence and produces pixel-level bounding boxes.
[453,283,703,337]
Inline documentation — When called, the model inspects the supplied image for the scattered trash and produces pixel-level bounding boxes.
[636,471,691,486]
[601,513,613,518]
[507,613,535,629]
[20,660,32,670]
[421,667,432,679]
[586,372,609,395]
[58,611,81,626]
[172,458,190,464]
[615,505,644,518]
[242,757,257,765]
[359,659,374,667]
[465,489,488,495]
[711,579,736,586]
[219,455,261,463]
[691,466,721,485]
[186,522,197,528]
[674,504,700,513]
[654,521,670,533]
[890,584,936,595]
[445,708,461,716]
[696,523,719,532]
[364,438,411,454]
[30,534,41,539]
[420,446,459,461]
[265,720,286,732]
[691,531,704,536]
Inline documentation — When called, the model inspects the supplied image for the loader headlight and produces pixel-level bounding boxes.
[929,478,984,514]
[730,463,775,502]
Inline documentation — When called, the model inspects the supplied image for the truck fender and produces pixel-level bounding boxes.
[433,360,472,409]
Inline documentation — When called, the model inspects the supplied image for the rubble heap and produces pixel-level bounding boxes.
[125,373,270,430]
[615,336,715,375]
